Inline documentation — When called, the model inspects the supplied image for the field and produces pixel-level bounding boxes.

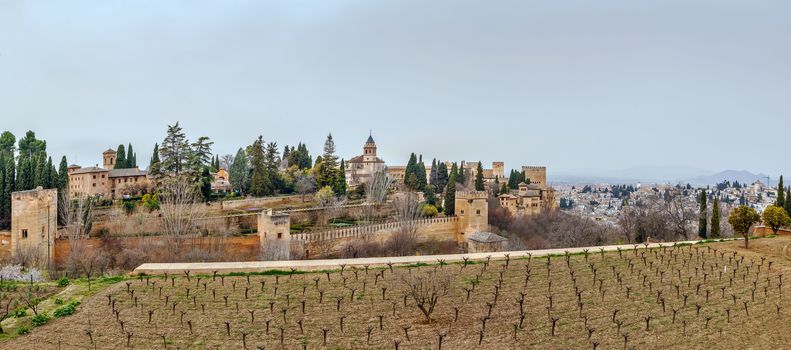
[4,237,791,349]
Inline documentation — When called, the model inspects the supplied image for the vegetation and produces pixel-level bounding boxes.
[728,205,761,248]
[761,205,790,235]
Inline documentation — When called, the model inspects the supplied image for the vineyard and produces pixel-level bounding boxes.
[4,237,791,349]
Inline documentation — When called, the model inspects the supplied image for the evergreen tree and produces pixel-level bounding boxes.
[189,136,214,175]
[404,153,418,190]
[335,158,347,195]
[0,131,15,160]
[43,156,54,188]
[456,162,466,184]
[786,190,791,218]
[33,153,46,188]
[229,148,249,194]
[711,197,721,238]
[115,144,127,169]
[500,182,509,195]
[248,136,272,196]
[17,130,46,157]
[127,143,136,168]
[416,157,427,191]
[474,161,484,191]
[436,162,448,195]
[698,189,708,239]
[508,169,518,189]
[444,171,457,216]
[777,175,786,210]
[16,156,29,190]
[57,156,68,191]
[317,134,339,189]
[199,166,212,202]
[264,141,283,192]
[160,122,191,175]
[149,143,162,176]
[1,158,14,228]
[429,159,438,190]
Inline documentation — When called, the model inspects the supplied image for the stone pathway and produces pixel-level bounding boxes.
[133,239,738,275]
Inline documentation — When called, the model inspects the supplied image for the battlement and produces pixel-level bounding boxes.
[521,165,546,171]
[456,191,488,199]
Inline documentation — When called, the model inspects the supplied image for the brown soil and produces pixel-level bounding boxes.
[6,236,791,349]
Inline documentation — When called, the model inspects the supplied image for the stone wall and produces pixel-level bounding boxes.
[0,231,11,259]
[220,195,303,211]
[11,187,57,267]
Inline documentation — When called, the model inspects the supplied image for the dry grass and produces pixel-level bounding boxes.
[6,237,791,349]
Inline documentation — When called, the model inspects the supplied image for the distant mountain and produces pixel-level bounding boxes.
[685,170,775,187]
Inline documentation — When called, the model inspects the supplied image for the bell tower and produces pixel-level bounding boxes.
[363,132,377,162]
[103,148,117,170]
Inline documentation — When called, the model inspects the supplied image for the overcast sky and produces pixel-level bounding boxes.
[1,1,790,178]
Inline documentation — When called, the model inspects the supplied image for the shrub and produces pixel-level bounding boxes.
[57,277,70,287]
[16,325,29,335]
[54,301,80,317]
[13,308,27,318]
[421,204,439,217]
[123,200,136,214]
[141,193,160,212]
[54,297,64,305]
[31,313,50,327]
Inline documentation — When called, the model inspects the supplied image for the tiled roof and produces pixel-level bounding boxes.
[69,166,107,175]
[347,155,384,163]
[108,168,147,178]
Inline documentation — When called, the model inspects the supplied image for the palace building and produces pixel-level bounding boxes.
[67,148,150,199]
[344,134,386,188]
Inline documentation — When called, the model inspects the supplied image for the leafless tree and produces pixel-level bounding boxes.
[159,175,206,255]
[386,192,422,256]
[401,268,451,322]
[220,154,235,170]
[295,174,317,202]
[58,192,95,240]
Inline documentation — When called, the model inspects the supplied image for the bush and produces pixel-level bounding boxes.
[57,277,70,287]
[54,297,64,305]
[141,193,160,212]
[13,308,27,318]
[122,200,136,214]
[54,301,80,317]
[421,204,439,217]
[16,325,29,335]
[31,313,50,327]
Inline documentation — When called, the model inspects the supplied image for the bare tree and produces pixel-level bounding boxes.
[295,173,317,202]
[401,268,451,322]
[58,191,95,239]
[386,192,422,256]
[159,175,206,255]
[220,154,235,170]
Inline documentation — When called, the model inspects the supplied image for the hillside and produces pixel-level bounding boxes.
[3,237,791,349]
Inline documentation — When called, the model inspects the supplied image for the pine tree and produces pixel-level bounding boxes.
[777,175,785,210]
[698,189,708,239]
[149,143,161,175]
[160,122,191,175]
[317,134,339,189]
[474,161,484,191]
[115,144,127,169]
[189,136,214,176]
[711,197,721,238]
[444,171,457,216]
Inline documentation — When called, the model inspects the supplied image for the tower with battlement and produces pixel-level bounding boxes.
[522,166,547,190]
[454,191,489,240]
[258,209,291,260]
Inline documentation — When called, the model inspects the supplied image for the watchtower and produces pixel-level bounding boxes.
[455,191,489,239]
[258,209,291,260]
[492,162,505,180]
[522,166,547,190]
[11,187,57,268]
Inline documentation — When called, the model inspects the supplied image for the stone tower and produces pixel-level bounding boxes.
[11,187,57,268]
[492,161,505,180]
[258,209,291,260]
[363,133,377,162]
[103,148,117,170]
[455,191,489,240]
[522,166,547,190]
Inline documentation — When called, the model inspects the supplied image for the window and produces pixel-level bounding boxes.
[460,210,465,215]
[92,183,96,187]
[277,232,283,239]
[102,174,105,178]
[93,175,96,179]
[21,229,28,239]
[476,209,481,215]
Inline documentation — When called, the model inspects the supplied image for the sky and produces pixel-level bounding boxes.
[1,0,790,180]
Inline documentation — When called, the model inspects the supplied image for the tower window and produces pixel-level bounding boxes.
[21,229,28,239]
[277,232,283,239]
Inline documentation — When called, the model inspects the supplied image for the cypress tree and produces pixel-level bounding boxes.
[127,143,136,168]
[786,188,791,217]
[404,153,418,190]
[43,156,54,188]
[229,148,249,194]
[149,143,161,175]
[436,161,448,195]
[500,182,509,195]
[474,161,484,191]
[115,144,127,169]
[698,189,708,239]
[429,159,438,190]
[416,157,427,191]
[711,197,721,238]
[444,171,457,216]
[33,154,46,188]
[335,158,347,196]
[456,162,465,184]
[1,158,13,228]
[57,156,69,191]
[777,175,785,209]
